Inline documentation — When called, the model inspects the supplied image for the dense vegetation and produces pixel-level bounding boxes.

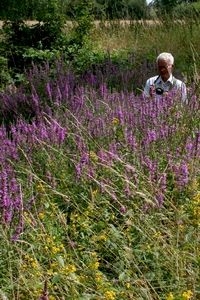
[0,1,200,299]
[0,0,200,20]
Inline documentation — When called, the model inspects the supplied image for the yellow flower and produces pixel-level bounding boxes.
[89,151,98,162]
[182,290,193,300]
[91,251,98,258]
[112,117,119,126]
[64,264,76,273]
[104,290,116,300]
[31,260,39,269]
[38,212,45,220]
[166,292,174,300]
[89,261,99,270]
[193,191,200,204]
[49,296,56,300]
[47,269,54,276]
[95,271,103,283]
[126,282,130,289]
[36,182,45,193]
[51,246,60,254]
[91,189,98,197]
[98,234,107,241]
[153,231,162,238]
[189,178,199,191]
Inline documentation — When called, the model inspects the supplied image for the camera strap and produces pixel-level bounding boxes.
[154,76,177,91]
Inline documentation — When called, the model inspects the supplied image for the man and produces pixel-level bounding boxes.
[143,52,187,102]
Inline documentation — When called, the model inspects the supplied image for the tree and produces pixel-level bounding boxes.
[127,0,147,19]
[153,0,179,14]
[153,0,200,16]
[94,0,147,19]
[0,0,64,20]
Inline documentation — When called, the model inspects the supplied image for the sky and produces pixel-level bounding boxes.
[146,0,153,4]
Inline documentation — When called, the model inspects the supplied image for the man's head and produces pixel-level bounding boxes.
[156,52,174,82]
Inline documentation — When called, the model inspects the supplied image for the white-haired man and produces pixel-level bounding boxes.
[143,52,187,102]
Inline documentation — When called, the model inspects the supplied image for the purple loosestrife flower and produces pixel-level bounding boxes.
[57,127,67,144]
[172,161,189,189]
[124,175,131,197]
[120,205,127,214]
[159,172,167,192]
[90,117,106,138]
[48,119,67,145]
[11,211,24,241]
[75,164,82,179]
[98,149,111,165]
[108,143,120,160]
[147,129,157,143]
[125,164,139,185]
[72,87,85,113]
[194,131,200,157]
[116,107,124,123]
[0,135,18,163]
[126,131,137,150]
[0,168,22,228]
[155,193,164,207]
[159,124,170,139]
[75,153,89,179]
[179,162,189,187]
[55,86,62,106]
[99,83,108,99]
[0,169,12,224]
[31,90,40,115]
[80,153,89,164]
[75,136,87,153]
[85,72,97,86]
[39,123,48,140]
[185,138,194,159]
[10,177,21,209]
[46,82,52,100]
[143,156,158,182]
[155,172,167,207]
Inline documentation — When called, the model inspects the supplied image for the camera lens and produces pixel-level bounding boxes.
[155,87,164,95]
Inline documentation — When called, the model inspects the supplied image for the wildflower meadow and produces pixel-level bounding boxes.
[0,21,200,300]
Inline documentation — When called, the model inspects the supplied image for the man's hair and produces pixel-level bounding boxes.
[156,52,174,65]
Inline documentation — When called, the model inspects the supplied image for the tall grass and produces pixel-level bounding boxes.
[0,54,199,299]
[90,18,200,84]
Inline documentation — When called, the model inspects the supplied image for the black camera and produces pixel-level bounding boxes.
[155,87,164,95]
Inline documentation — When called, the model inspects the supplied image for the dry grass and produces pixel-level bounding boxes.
[0,19,161,28]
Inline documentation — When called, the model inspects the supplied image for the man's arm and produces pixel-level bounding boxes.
[181,82,188,104]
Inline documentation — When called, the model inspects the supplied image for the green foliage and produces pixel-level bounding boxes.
[0,0,66,79]
[66,0,94,49]
[0,0,95,86]
[0,0,150,21]
[0,19,64,74]
[0,0,31,20]
[92,0,147,19]
[152,0,200,17]
[70,46,105,73]
[127,0,148,19]
[0,56,13,89]
[173,1,200,19]
[0,0,64,21]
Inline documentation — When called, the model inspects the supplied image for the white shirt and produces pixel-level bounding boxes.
[143,74,187,103]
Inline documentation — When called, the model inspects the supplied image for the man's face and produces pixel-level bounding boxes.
[157,59,173,81]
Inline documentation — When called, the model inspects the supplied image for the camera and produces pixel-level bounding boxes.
[155,87,164,95]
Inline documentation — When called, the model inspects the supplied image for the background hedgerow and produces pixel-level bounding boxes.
[0,54,199,299]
